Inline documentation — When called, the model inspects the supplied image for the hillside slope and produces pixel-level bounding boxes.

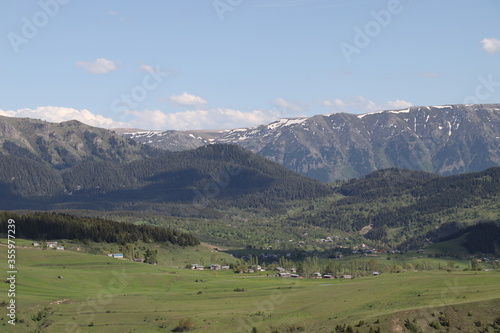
[284,167,500,249]
[0,144,332,213]
[0,116,159,169]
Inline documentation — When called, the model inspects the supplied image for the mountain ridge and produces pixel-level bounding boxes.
[122,104,500,182]
[0,115,160,170]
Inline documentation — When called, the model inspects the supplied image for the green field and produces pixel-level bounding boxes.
[1,243,499,332]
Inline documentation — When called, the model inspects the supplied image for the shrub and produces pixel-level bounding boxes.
[172,318,195,332]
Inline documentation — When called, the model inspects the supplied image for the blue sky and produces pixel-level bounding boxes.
[1,0,499,130]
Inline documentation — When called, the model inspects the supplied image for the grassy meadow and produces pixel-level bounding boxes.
[1,241,499,332]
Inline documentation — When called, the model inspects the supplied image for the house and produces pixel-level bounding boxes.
[247,268,255,273]
[191,264,204,270]
[312,272,322,278]
[373,271,381,276]
[275,272,291,278]
[46,242,58,248]
[111,253,124,259]
[56,246,65,251]
[291,274,301,278]
[322,274,334,279]
[290,268,297,273]
[417,249,425,254]
[275,267,286,272]
[133,259,144,263]
[340,275,352,279]
[209,264,221,270]
[221,265,230,270]
[32,242,40,246]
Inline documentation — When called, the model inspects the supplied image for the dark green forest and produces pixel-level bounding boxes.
[284,167,500,250]
[0,140,498,251]
[440,222,500,255]
[0,211,199,246]
[0,144,332,212]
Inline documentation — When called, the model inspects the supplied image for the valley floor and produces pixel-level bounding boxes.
[1,244,499,332]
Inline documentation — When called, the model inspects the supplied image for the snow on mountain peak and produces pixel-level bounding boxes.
[267,117,308,130]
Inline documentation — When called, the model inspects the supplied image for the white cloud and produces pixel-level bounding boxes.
[0,106,127,128]
[139,63,155,73]
[169,92,207,106]
[0,106,281,131]
[127,108,281,130]
[480,38,500,54]
[108,10,117,15]
[385,99,413,110]
[273,98,303,112]
[320,96,412,114]
[76,58,117,74]
[320,99,345,108]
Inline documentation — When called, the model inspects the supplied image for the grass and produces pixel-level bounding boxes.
[0,241,499,332]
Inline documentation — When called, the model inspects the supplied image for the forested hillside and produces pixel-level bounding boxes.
[0,144,332,213]
[284,167,500,250]
[0,211,199,246]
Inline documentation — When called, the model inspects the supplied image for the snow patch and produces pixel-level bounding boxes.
[357,108,410,119]
[388,108,410,114]
[267,118,307,130]
[356,110,385,119]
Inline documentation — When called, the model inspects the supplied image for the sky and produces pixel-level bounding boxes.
[0,0,499,130]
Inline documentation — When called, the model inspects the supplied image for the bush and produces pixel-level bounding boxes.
[172,318,195,332]
[404,318,420,333]
[429,321,441,329]
[438,315,450,327]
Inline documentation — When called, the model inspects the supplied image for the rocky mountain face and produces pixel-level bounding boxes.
[0,116,159,169]
[115,128,224,152]
[122,104,500,182]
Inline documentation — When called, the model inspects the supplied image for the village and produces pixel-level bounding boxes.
[31,240,500,279]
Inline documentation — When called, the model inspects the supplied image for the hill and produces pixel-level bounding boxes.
[436,222,500,255]
[0,211,200,247]
[122,104,500,182]
[0,144,332,213]
[0,116,159,169]
[283,167,500,250]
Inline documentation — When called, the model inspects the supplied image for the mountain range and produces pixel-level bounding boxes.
[121,104,500,182]
[0,111,498,250]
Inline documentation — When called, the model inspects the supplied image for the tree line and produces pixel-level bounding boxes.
[0,211,199,247]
